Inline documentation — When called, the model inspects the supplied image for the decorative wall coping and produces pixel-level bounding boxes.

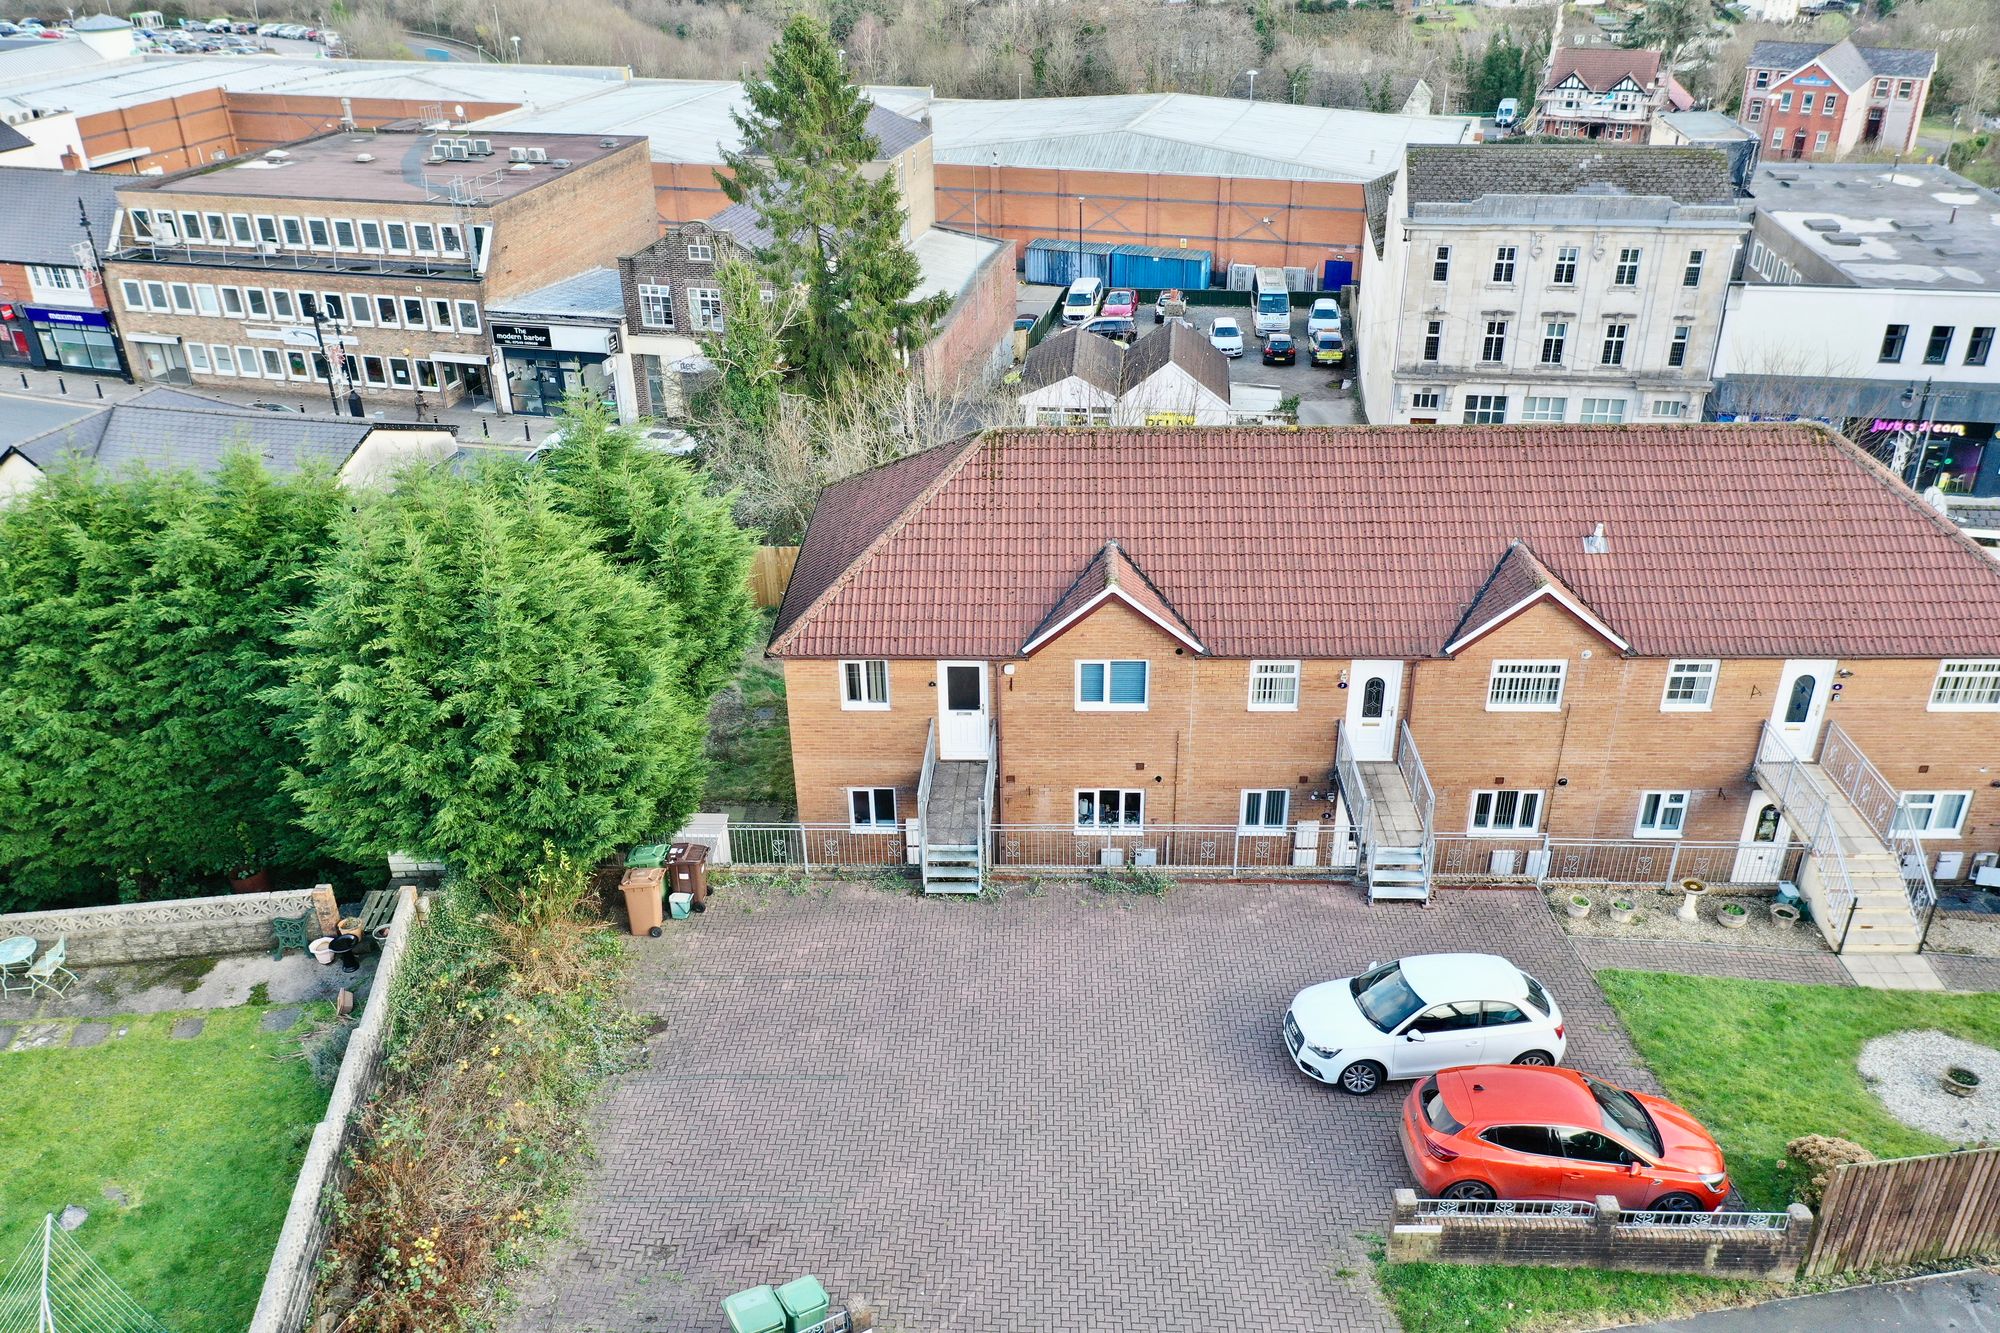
[0,886,339,966]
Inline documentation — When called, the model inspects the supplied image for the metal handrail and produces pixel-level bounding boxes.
[1753,720,1857,939]
[1618,1209,1793,1231]
[1818,722,1901,845]
[1395,717,1436,889]
[108,242,480,280]
[1412,1197,1597,1220]
[1334,722,1372,869]
[979,719,997,885]
[916,718,936,882]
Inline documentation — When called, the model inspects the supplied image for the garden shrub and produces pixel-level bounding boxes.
[1784,1134,1876,1206]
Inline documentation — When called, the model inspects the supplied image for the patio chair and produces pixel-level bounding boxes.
[25,937,77,998]
[270,911,313,960]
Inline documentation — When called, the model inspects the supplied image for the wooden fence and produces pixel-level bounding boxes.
[1803,1146,2000,1278]
[750,545,799,608]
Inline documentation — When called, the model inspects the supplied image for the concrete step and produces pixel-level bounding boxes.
[923,863,981,880]
[1372,847,1425,867]
[1369,883,1431,902]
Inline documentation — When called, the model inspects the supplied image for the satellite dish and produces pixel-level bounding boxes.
[452,104,465,121]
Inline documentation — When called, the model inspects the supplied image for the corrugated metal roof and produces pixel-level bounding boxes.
[930,94,1477,183]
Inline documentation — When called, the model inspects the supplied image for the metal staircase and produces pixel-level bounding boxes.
[1337,720,1436,902]
[1753,722,1934,954]
[915,720,993,894]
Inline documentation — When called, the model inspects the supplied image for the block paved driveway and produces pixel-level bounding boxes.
[505,881,1651,1333]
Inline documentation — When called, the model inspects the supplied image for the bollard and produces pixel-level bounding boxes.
[95,381,104,399]
[58,377,67,395]
[16,372,25,389]
[523,421,531,442]
[481,417,490,439]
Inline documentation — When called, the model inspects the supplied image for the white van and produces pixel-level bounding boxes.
[1061,276,1104,326]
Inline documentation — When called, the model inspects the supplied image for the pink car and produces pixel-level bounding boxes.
[1101,288,1137,320]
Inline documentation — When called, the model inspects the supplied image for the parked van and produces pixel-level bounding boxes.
[1252,267,1289,336]
[1061,276,1104,326]
[1496,98,1520,130]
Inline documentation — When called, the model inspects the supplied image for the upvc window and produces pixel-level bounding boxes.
[1814,131,1830,153]
[1668,325,1691,368]
[1247,660,1300,711]
[1480,319,1507,362]
[1422,319,1441,361]
[270,289,295,319]
[1469,789,1541,835]
[1579,397,1626,425]
[375,296,398,327]
[1683,251,1704,288]
[119,279,144,310]
[229,213,253,244]
[639,283,674,329]
[1487,660,1565,711]
[236,345,261,377]
[307,218,330,248]
[245,288,269,319]
[1552,246,1578,284]
[440,224,463,254]
[1411,389,1441,411]
[1661,660,1719,711]
[1076,788,1144,831]
[179,211,204,241]
[848,787,896,831]
[1462,394,1507,425]
[281,216,305,247]
[431,299,452,330]
[1077,660,1149,710]
[1931,660,2000,710]
[362,355,387,387]
[1779,91,1793,112]
[1925,326,1954,365]
[187,342,210,372]
[689,287,724,332]
[1824,94,1838,115]
[839,659,890,709]
[1894,791,1970,837]
[130,210,154,241]
[1635,790,1689,838]
[333,219,357,250]
[260,348,285,377]
[1650,399,1688,419]
[1968,327,1994,367]
[416,360,440,390]
[1539,321,1566,365]
[1240,788,1289,833]
[350,296,373,326]
[358,221,383,252]
[1431,245,1451,281]
[1521,396,1566,423]
[286,350,310,379]
[144,280,168,311]
[687,238,714,261]
[385,222,409,252]
[210,344,235,375]
[1881,324,1908,362]
[194,284,219,316]
[412,223,436,252]
[455,300,480,332]
[402,297,426,328]
[389,358,414,388]
[1600,323,1627,366]
[203,212,226,241]
[255,215,279,245]
[322,293,345,321]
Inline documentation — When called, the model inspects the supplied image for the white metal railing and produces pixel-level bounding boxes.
[1754,721,1857,931]
[1395,718,1436,886]
[1335,723,1372,866]
[988,824,1313,873]
[916,718,937,879]
[1821,722,1936,924]
[1618,1209,1793,1231]
[1431,834,1808,889]
[726,823,907,869]
[1412,1197,1597,1220]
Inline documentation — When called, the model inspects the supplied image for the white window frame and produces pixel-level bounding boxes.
[228,213,253,245]
[847,786,897,832]
[1552,246,1578,285]
[270,289,295,320]
[245,287,269,319]
[687,238,714,262]
[1239,788,1290,834]
[1247,660,1300,711]
[1635,790,1690,839]
[839,659,890,710]
[1075,787,1145,832]
[187,342,210,372]
[1463,394,1507,425]
[1521,396,1567,423]
[455,300,480,333]
[689,286,724,332]
[401,297,425,329]
[235,345,260,378]
[1411,389,1441,411]
[1486,660,1566,712]
[193,284,220,316]
[638,282,674,330]
[306,217,331,249]
[280,216,305,248]
[1468,788,1542,835]
[254,215,279,247]
[374,296,398,328]
[143,280,169,312]
[1893,791,1970,838]
[1651,399,1688,420]
[1075,659,1150,712]
[209,343,235,375]
[385,221,410,254]
[1660,659,1717,712]
[332,219,357,251]
[260,348,285,378]
[358,220,383,253]
[119,279,144,310]
[1930,660,2000,711]
[1579,396,1626,425]
[168,282,195,314]
[412,222,437,254]
[349,295,373,327]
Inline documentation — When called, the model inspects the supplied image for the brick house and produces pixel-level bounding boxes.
[101,126,657,411]
[1740,39,1936,161]
[1532,46,1690,143]
[769,425,2000,952]
[0,167,122,374]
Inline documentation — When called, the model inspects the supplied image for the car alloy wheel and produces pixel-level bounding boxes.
[1651,1192,1703,1213]
[1512,1050,1555,1067]
[1441,1180,1495,1201]
[1338,1060,1383,1096]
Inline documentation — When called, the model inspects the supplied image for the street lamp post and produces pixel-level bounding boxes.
[1245,69,1258,102]
[75,198,134,384]
[298,294,344,416]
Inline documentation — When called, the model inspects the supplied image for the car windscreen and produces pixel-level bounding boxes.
[1350,962,1425,1033]
[1065,292,1094,308]
[1257,292,1288,312]
[1586,1074,1662,1158]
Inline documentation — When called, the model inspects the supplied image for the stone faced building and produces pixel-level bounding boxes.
[1359,145,1748,428]
[771,425,2000,953]
[102,127,655,411]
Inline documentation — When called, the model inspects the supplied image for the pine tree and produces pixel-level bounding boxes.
[274,470,706,891]
[718,14,950,396]
[710,256,787,437]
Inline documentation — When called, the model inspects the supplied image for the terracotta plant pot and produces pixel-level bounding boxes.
[1564,894,1592,920]
[1770,903,1801,929]
[1609,900,1637,925]
[229,867,272,894]
[1717,902,1750,929]
[1945,1066,1980,1099]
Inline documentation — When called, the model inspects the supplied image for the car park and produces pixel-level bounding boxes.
[1208,316,1244,358]
[1306,297,1342,338]
[1311,329,1344,367]
[1082,315,1137,345]
[1284,953,1565,1095]
[1261,332,1295,366]
[1101,288,1136,320]
[1399,1065,1731,1212]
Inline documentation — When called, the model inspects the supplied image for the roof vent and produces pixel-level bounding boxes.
[263,148,290,160]
[354,152,375,163]
[508,162,533,173]
[1803,218,1841,232]
[551,158,571,169]
[1583,522,1609,555]
[1824,233,1863,247]
[598,137,617,148]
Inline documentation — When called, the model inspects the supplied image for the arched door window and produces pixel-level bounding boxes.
[1784,675,1817,724]
[1754,804,1780,844]
[1361,677,1386,719]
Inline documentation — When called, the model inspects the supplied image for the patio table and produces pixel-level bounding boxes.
[0,935,35,991]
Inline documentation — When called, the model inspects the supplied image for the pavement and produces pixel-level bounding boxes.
[1642,1267,2000,1330]
[503,879,1652,1333]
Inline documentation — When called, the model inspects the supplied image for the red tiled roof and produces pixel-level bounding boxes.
[1021,540,1203,654]
[770,426,2000,661]
[1546,46,1662,95]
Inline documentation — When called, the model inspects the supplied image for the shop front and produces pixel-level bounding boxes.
[22,304,123,375]
[493,322,621,418]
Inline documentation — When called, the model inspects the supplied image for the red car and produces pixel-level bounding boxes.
[1399,1065,1731,1212]
[1101,288,1137,320]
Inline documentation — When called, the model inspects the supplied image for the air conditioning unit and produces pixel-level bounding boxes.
[525,147,547,163]
[470,138,492,156]
[1935,850,1967,881]
[428,145,447,161]
[1525,848,1551,878]
[448,144,470,161]
[1973,851,2000,888]
[1488,849,1520,876]
[508,146,528,162]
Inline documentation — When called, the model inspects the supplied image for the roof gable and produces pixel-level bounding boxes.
[1020,540,1203,655]
[1545,46,1661,95]
[1021,325,1123,396]
[1443,541,1629,655]
[1120,321,1229,404]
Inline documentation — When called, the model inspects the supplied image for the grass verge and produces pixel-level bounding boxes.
[0,1003,331,1332]
[1597,970,2000,1208]
[1375,1254,1771,1333]
[315,879,642,1327]
[702,610,794,814]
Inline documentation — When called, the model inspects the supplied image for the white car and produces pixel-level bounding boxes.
[1283,953,1565,1096]
[1307,297,1343,339]
[1209,316,1244,358]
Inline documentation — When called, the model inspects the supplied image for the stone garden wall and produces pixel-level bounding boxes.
[0,887,339,965]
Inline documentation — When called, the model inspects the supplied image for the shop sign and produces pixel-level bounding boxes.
[24,305,111,330]
[1872,418,1970,437]
[1793,74,1832,87]
[0,303,14,321]
[491,323,553,349]
[606,330,622,355]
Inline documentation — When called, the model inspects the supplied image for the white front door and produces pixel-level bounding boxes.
[1732,796,1790,884]
[1771,658,1837,758]
[936,661,988,760]
[1345,660,1404,761]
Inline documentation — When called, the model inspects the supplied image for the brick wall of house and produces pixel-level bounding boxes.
[482,143,659,303]
[917,236,1016,392]
[784,657,941,827]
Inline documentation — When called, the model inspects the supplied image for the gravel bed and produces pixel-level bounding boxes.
[1926,914,2000,957]
[1547,885,1831,953]
[1857,1029,2000,1142]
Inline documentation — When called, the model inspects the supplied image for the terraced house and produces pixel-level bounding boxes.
[770,425,2000,956]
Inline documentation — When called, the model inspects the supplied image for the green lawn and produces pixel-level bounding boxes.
[1377,1257,1768,1333]
[0,1004,331,1331]
[1597,970,2000,1209]
[702,611,795,815]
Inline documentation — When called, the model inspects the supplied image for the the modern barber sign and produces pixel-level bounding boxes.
[491,323,554,349]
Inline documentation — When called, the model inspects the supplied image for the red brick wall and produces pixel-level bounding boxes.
[482,142,660,302]
[918,237,1015,391]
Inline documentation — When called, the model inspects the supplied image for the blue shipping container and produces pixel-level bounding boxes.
[1024,238,1116,288]
[1108,244,1213,291]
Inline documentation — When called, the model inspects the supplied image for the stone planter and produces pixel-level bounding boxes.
[1677,878,1709,923]
[1717,902,1750,930]
[1945,1066,1981,1098]
[1609,899,1637,925]
[1770,903,1801,929]
[1564,894,1592,920]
